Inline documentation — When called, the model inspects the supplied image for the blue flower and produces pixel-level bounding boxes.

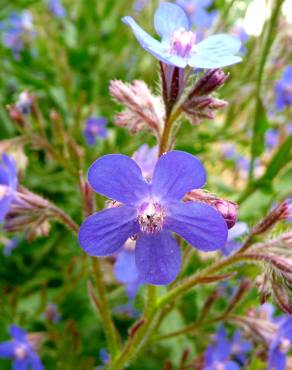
[48,0,66,18]
[16,91,33,115]
[268,317,292,370]
[176,0,218,30]
[274,66,292,111]
[123,2,241,69]
[0,154,18,223]
[204,326,241,370]
[230,330,252,365]
[83,117,108,146]
[2,238,19,257]
[1,11,34,57]
[0,325,43,370]
[79,151,228,285]
[265,129,279,149]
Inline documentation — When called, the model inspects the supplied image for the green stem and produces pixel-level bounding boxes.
[156,253,253,309]
[107,286,158,369]
[92,259,120,358]
[158,108,182,156]
[249,0,285,181]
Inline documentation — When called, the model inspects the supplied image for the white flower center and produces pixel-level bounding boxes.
[279,338,291,353]
[14,344,28,360]
[0,185,8,200]
[138,201,165,233]
[213,362,225,370]
[170,28,196,58]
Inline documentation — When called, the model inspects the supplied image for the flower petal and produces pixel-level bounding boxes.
[9,325,27,341]
[78,206,139,256]
[29,351,44,370]
[88,154,150,205]
[224,362,241,370]
[122,16,187,67]
[151,151,206,202]
[0,341,15,358]
[154,2,189,42]
[135,231,181,285]
[13,359,30,370]
[115,249,139,285]
[189,34,242,68]
[165,201,228,251]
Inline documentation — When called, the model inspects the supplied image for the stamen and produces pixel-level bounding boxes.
[170,28,196,58]
[138,201,165,234]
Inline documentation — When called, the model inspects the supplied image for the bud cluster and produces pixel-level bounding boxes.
[109,80,165,137]
[181,69,228,124]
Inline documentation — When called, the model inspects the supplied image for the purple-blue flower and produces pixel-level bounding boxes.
[83,117,108,146]
[0,325,43,370]
[268,317,292,370]
[265,129,279,149]
[204,326,241,370]
[123,2,242,69]
[0,154,18,223]
[79,150,228,285]
[16,91,33,115]
[114,241,143,299]
[274,66,292,111]
[1,11,34,57]
[176,0,218,30]
[230,330,252,365]
[48,0,66,18]
[2,238,19,257]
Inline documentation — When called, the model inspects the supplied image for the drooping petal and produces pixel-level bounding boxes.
[13,359,30,370]
[0,194,13,223]
[122,16,187,67]
[165,201,228,251]
[151,151,206,202]
[9,325,27,341]
[88,154,150,205]
[29,351,44,370]
[78,206,139,256]
[154,2,189,42]
[135,231,181,285]
[115,249,139,284]
[189,34,242,68]
[0,341,15,358]
[268,348,286,370]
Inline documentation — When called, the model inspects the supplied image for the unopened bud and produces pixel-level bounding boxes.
[7,105,26,127]
[109,80,164,136]
[184,190,238,229]
[160,62,185,115]
[189,69,228,97]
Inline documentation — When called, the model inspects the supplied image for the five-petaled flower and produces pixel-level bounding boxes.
[0,154,17,223]
[0,325,43,370]
[123,2,242,69]
[83,117,108,146]
[79,150,227,285]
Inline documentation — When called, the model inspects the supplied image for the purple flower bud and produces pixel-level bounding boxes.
[189,69,228,97]
[44,303,61,324]
[213,199,238,229]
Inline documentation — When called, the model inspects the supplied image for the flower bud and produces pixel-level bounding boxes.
[160,62,185,115]
[189,69,228,97]
[184,189,238,229]
[109,80,164,137]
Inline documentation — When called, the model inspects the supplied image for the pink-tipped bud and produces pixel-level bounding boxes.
[190,69,229,97]
[213,199,238,229]
[184,190,238,229]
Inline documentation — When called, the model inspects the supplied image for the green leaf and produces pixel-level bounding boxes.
[251,97,269,157]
